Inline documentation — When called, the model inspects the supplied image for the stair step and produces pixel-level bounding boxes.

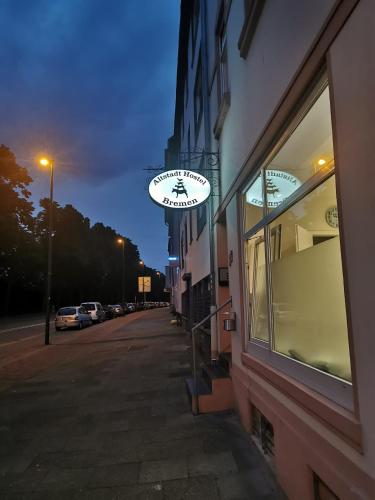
[218,352,232,373]
[202,363,229,380]
[185,376,211,396]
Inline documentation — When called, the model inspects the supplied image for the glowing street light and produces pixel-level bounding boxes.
[39,156,54,345]
[117,238,125,303]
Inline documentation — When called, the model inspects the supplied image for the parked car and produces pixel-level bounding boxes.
[55,306,92,331]
[126,303,136,313]
[80,302,106,322]
[103,305,115,320]
[108,304,125,316]
[120,303,130,314]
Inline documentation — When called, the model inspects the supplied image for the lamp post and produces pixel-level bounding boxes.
[117,238,125,303]
[39,157,54,346]
[139,260,146,304]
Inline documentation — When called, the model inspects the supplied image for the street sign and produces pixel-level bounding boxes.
[138,276,151,292]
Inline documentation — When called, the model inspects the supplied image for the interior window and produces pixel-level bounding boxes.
[269,176,351,381]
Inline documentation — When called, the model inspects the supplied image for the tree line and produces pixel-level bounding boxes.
[0,145,166,315]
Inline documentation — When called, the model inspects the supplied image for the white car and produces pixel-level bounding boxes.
[80,302,106,322]
[55,306,92,331]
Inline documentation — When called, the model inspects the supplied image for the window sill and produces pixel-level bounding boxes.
[238,0,265,59]
[213,92,231,139]
[240,351,362,451]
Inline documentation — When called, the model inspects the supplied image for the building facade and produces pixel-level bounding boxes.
[165,1,375,498]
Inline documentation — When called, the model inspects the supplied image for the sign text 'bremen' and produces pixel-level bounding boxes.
[148,169,211,210]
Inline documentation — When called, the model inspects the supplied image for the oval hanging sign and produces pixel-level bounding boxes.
[246,169,301,208]
[149,169,211,209]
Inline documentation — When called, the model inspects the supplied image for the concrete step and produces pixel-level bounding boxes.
[186,367,234,414]
[185,375,211,396]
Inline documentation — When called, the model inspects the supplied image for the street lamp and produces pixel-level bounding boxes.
[117,238,125,303]
[39,157,54,346]
[139,260,146,304]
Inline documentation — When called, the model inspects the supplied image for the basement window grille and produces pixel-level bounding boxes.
[251,404,274,456]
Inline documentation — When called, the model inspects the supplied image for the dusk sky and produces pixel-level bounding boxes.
[0,0,180,272]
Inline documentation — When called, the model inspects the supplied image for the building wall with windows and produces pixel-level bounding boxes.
[166,0,375,498]
[165,0,213,325]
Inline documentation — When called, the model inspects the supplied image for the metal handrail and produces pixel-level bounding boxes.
[191,296,232,415]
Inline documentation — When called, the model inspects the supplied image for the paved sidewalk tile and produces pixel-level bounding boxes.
[89,462,139,487]
[188,451,238,477]
[139,458,188,483]
[162,475,220,500]
[0,309,286,499]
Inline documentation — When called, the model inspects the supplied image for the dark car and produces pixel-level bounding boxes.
[108,304,125,316]
[103,305,115,320]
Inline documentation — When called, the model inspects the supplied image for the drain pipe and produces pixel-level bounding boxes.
[201,0,219,362]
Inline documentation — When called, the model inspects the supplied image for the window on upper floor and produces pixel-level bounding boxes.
[180,112,184,141]
[217,1,230,108]
[243,79,352,390]
[187,125,191,161]
[194,54,203,141]
[191,0,200,64]
[185,78,189,109]
[238,0,265,59]
[184,219,188,254]
[180,231,185,269]
[214,0,231,139]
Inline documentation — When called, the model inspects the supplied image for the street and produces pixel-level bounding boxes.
[0,308,283,499]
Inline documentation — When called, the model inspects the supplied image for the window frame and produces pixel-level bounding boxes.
[194,53,203,142]
[238,0,265,59]
[241,78,353,410]
[213,0,231,139]
[191,0,200,68]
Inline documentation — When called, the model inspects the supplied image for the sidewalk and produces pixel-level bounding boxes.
[0,308,285,499]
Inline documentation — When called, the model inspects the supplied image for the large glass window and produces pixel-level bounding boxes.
[270,176,350,381]
[244,172,264,232]
[243,83,351,384]
[245,228,268,342]
[265,87,334,211]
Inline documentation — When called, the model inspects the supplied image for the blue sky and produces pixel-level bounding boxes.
[0,0,180,271]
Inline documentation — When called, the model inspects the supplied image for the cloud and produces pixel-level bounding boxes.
[0,0,179,181]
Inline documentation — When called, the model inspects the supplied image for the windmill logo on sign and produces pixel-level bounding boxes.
[172,178,188,198]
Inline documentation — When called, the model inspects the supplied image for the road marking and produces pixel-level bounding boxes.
[0,321,54,335]
[0,333,43,347]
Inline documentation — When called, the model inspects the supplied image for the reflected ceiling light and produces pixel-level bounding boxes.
[318,158,326,166]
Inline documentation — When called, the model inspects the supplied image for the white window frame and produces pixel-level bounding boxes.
[241,77,353,410]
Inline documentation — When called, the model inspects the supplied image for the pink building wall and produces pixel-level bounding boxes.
[227,1,375,497]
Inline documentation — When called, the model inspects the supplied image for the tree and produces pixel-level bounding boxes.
[0,145,36,314]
